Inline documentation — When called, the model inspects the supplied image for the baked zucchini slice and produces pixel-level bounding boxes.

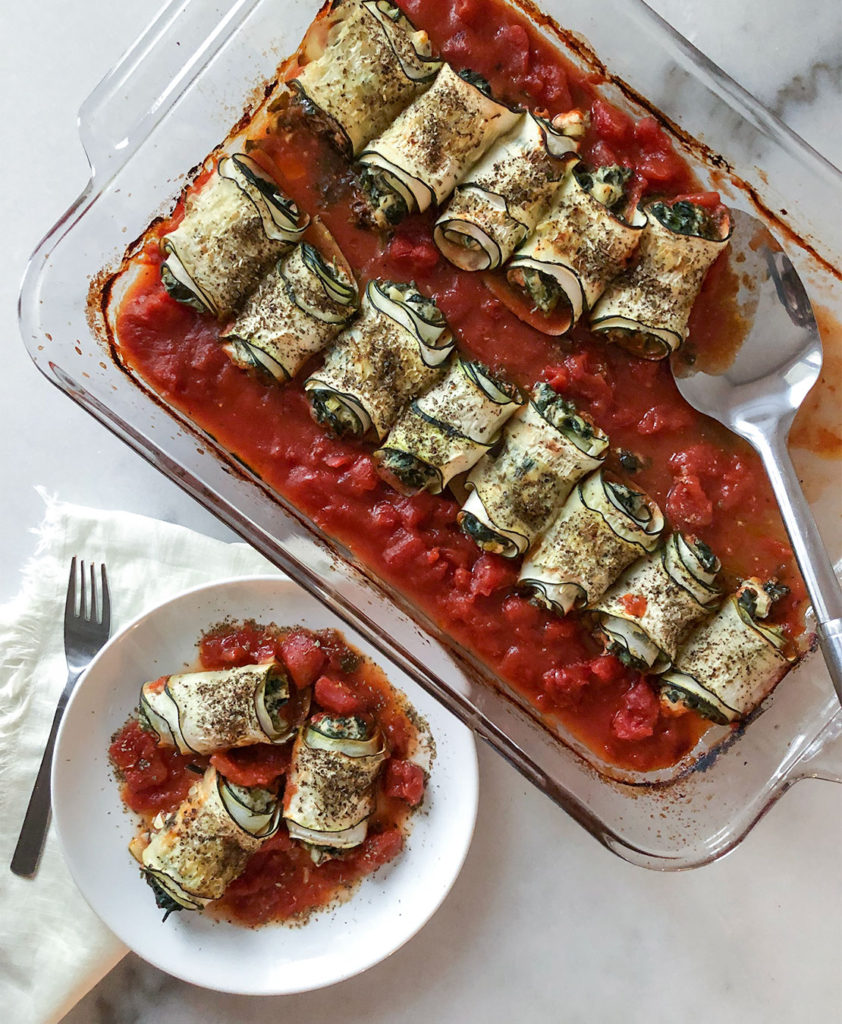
[140,661,310,755]
[458,383,608,558]
[133,765,281,912]
[497,163,645,335]
[593,533,722,671]
[291,0,440,156]
[283,713,387,863]
[519,470,664,614]
[359,64,521,226]
[590,199,732,358]
[375,358,524,495]
[304,279,453,439]
[160,153,309,318]
[659,578,792,723]
[220,242,358,382]
[433,111,579,271]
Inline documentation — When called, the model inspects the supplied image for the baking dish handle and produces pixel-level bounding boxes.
[77,0,261,183]
[794,707,842,783]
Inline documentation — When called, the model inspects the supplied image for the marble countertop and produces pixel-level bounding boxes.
[2,0,841,1021]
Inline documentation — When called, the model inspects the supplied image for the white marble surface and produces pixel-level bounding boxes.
[2,1,841,1022]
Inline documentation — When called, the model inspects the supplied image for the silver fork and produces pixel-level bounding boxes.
[11,558,111,877]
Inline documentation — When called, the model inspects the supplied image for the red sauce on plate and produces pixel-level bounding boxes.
[108,0,806,774]
[109,622,425,927]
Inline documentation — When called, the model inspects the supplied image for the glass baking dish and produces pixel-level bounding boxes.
[19,0,842,868]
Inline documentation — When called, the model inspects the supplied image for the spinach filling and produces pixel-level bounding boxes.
[649,199,719,240]
[359,167,409,224]
[532,383,599,448]
[160,262,207,313]
[460,511,508,552]
[660,683,731,726]
[310,713,370,741]
[309,390,365,437]
[573,163,632,215]
[263,668,290,732]
[691,537,718,573]
[511,265,565,314]
[607,480,653,524]
[378,449,440,493]
[145,874,185,921]
[457,68,493,97]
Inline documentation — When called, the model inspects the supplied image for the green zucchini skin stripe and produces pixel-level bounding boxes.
[459,385,608,559]
[658,578,791,723]
[374,358,523,495]
[304,279,453,439]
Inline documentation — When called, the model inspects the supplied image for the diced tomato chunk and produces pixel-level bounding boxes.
[281,632,327,687]
[619,593,648,618]
[211,743,291,788]
[591,98,633,143]
[383,758,426,806]
[314,675,364,714]
[612,680,660,740]
[667,474,713,528]
[470,553,519,598]
[542,663,591,708]
[359,828,404,868]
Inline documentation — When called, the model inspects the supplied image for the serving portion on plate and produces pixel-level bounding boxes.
[100,0,810,783]
[52,577,478,993]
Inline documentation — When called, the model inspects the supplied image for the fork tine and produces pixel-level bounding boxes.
[89,562,97,623]
[65,556,77,620]
[79,560,87,622]
[100,564,111,632]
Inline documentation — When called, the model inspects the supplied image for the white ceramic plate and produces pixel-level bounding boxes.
[52,575,478,995]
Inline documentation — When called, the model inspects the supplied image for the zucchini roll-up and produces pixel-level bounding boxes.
[433,111,579,271]
[519,471,664,615]
[160,154,309,319]
[140,661,310,755]
[220,242,358,382]
[594,533,722,671]
[291,0,440,156]
[134,765,280,911]
[458,384,608,558]
[591,199,732,358]
[659,579,792,724]
[359,64,521,226]
[284,713,386,862]
[375,359,524,495]
[304,279,453,438]
[501,164,645,335]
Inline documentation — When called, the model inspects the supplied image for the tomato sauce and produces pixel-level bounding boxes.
[109,622,425,927]
[108,0,805,773]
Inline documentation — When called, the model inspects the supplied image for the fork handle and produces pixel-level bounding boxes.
[753,423,842,703]
[10,674,77,877]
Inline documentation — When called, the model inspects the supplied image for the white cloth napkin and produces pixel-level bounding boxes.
[0,493,278,1024]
